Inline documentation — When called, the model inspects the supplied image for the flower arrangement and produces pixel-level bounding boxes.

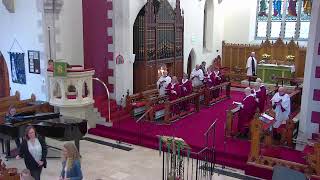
[286,55,295,61]
[262,53,271,60]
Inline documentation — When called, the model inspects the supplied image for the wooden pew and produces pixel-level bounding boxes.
[145,95,169,122]
[125,89,159,116]
[0,94,36,113]
[0,91,20,104]
[0,94,53,123]
[204,82,231,106]
[164,93,200,124]
[248,114,320,179]
[225,106,240,137]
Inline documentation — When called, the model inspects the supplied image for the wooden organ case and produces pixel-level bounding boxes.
[133,0,184,93]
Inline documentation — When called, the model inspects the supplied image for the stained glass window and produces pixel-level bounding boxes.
[255,0,312,40]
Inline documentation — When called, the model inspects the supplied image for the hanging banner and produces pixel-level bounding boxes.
[9,52,26,84]
[54,61,67,77]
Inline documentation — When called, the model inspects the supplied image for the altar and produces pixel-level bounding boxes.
[257,64,295,84]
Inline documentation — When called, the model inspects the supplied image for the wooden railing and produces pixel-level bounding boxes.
[204,82,231,106]
[164,93,200,124]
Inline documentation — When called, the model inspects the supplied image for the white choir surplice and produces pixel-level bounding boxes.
[246,57,257,76]
[271,92,291,128]
[190,69,204,87]
[157,75,171,96]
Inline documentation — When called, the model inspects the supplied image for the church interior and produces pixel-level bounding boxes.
[0,0,320,179]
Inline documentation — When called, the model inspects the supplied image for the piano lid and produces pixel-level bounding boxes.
[40,116,86,124]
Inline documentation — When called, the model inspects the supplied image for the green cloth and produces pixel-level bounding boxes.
[54,62,67,77]
[257,64,294,84]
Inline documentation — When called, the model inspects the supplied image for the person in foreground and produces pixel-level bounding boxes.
[20,169,35,180]
[5,105,21,148]
[60,142,83,180]
[16,126,47,180]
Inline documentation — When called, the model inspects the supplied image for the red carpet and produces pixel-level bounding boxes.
[89,90,305,179]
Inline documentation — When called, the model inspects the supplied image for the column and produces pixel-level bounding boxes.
[299,0,320,140]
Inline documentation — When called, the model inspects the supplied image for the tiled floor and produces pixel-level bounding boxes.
[2,135,245,180]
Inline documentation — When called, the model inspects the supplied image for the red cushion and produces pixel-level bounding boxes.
[275,124,286,133]
[303,145,314,156]
[132,101,147,108]
[67,95,77,99]
[154,104,165,111]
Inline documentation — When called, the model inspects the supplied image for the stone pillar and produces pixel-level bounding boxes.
[299,0,320,140]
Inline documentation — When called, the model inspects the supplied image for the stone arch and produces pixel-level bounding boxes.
[203,0,214,51]
[187,48,196,77]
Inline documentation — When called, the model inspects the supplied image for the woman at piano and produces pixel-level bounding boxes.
[16,125,48,180]
[5,105,21,148]
[59,142,83,180]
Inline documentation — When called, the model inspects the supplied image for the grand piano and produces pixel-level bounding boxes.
[0,112,87,158]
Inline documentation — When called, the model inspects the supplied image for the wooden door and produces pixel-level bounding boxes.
[0,52,10,98]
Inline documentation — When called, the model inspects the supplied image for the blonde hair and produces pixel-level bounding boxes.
[20,169,34,180]
[63,142,81,170]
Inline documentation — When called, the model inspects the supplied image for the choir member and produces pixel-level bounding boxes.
[200,61,207,75]
[211,66,223,86]
[190,65,204,87]
[180,73,192,111]
[235,87,258,135]
[203,67,213,87]
[255,78,267,113]
[157,70,171,96]
[210,66,223,98]
[166,76,181,101]
[213,55,222,69]
[271,87,291,128]
[180,73,192,97]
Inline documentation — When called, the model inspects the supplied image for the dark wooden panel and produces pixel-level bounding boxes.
[0,52,10,98]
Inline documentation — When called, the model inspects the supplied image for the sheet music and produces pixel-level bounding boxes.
[232,101,242,106]
[260,113,274,123]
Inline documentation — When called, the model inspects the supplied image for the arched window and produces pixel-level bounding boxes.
[256,0,312,40]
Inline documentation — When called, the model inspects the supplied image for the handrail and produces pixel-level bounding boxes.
[92,78,111,122]
[136,107,153,123]
[204,119,217,136]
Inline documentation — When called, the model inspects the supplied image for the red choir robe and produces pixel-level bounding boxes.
[166,82,181,101]
[180,79,193,111]
[211,70,222,86]
[238,95,258,134]
[255,85,267,113]
[204,72,213,87]
[180,79,192,97]
[210,70,222,98]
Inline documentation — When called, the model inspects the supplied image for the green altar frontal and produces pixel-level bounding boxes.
[257,64,294,84]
